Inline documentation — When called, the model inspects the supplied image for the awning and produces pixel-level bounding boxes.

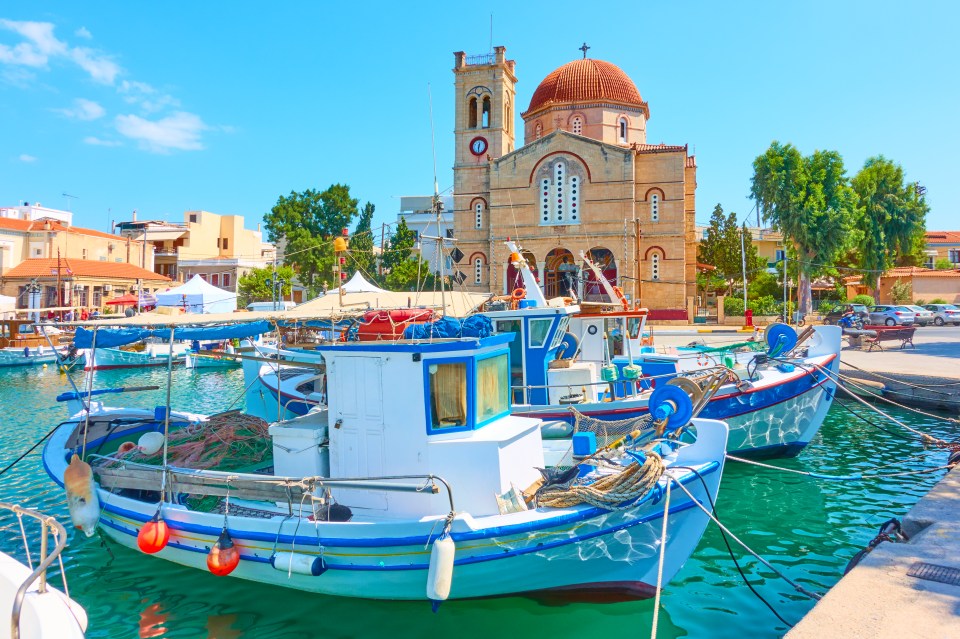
[73,320,273,349]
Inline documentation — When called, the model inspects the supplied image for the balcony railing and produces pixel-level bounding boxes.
[154,249,178,256]
[465,53,494,66]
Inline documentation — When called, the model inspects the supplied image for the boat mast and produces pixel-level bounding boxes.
[428,83,446,317]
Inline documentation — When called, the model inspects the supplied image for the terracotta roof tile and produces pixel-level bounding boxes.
[2,258,170,281]
[633,143,688,154]
[0,217,140,242]
[524,59,647,116]
[885,266,960,278]
[925,231,960,244]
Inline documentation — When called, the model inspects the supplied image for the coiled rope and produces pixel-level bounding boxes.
[538,450,664,510]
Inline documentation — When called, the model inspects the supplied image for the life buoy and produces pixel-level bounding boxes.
[512,288,526,301]
[612,285,629,310]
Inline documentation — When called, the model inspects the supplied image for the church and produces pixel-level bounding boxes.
[451,46,697,319]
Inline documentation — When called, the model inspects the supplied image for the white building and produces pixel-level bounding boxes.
[0,202,73,226]
[396,195,454,276]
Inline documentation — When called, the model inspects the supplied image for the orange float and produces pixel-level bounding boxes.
[207,528,240,576]
[137,512,170,554]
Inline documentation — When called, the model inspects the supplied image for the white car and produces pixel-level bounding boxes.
[905,305,935,326]
[923,303,960,326]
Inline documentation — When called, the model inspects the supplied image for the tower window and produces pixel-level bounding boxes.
[468,97,477,128]
[618,117,628,142]
[572,116,583,135]
[482,97,491,128]
[505,98,511,134]
[475,202,483,229]
[651,253,661,281]
[651,193,660,222]
[474,258,483,285]
[535,122,543,140]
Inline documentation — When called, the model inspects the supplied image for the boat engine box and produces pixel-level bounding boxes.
[268,419,329,479]
[546,362,597,404]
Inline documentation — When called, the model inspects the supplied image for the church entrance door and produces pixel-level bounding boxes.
[544,248,578,299]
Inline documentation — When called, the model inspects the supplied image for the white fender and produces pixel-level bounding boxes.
[63,454,100,537]
[270,551,326,576]
[426,533,455,601]
[138,432,165,455]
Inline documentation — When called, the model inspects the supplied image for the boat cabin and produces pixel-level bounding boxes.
[269,334,544,520]
[0,319,61,349]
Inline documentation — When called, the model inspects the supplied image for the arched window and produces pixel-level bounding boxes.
[504,98,511,134]
[468,97,477,128]
[474,258,483,285]
[538,157,584,225]
[482,97,491,128]
[535,122,543,140]
[618,117,628,143]
[651,193,660,222]
[572,115,583,135]
[475,202,483,229]
[651,253,661,281]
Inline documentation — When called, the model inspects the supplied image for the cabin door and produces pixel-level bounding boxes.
[332,356,387,511]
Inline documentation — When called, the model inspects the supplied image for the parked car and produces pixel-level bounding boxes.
[823,303,870,325]
[905,305,935,326]
[924,303,960,326]
[868,305,917,326]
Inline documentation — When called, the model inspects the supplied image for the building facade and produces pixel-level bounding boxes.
[116,210,275,294]
[924,231,960,268]
[449,47,697,317]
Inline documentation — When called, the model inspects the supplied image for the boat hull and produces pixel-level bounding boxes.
[84,347,186,370]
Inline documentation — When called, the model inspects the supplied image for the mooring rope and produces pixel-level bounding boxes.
[650,477,671,639]
[842,359,960,390]
[725,455,956,481]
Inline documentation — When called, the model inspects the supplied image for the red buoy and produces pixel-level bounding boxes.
[137,512,170,554]
[207,528,240,576]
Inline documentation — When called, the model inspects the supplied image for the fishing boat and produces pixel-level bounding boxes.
[0,503,87,638]
[44,317,729,602]
[0,320,77,368]
[82,342,189,370]
[185,341,241,370]
[481,243,842,458]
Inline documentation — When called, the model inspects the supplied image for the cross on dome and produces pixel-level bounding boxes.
[579,43,590,59]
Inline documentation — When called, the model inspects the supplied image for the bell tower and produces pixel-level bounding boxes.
[452,47,517,190]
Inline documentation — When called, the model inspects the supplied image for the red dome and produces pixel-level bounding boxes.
[525,59,645,115]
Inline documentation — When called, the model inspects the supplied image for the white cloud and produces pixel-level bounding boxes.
[55,98,105,120]
[119,79,179,113]
[19,154,37,163]
[83,136,121,147]
[74,26,92,40]
[0,19,118,84]
[70,46,119,84]
[115,111,207,153]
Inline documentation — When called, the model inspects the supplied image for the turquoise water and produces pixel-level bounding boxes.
[0,365,954,638]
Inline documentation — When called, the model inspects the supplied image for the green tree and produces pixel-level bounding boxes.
[697,204,764,295]
[890,278,912,304]
[264,185,359,295]
[237,265,295,307]
[384,256,435,291]
[851,156,929,296]
[381,218,417,272]
[750,142,857,313]
[934,257,954,270]
[348,202,377,282]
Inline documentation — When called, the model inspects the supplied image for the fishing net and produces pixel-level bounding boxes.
[537,448,664,511]
[96,412,273,473]
[552,407,654,469]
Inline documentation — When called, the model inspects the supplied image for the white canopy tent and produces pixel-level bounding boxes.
[155,275,237,314]
[335,271,387,294]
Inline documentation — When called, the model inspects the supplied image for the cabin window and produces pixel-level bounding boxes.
[528,318,553,348]
[549,316,571,349]
[429,362,468,429]
[475,354,509,424]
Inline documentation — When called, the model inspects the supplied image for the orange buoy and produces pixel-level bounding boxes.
[137,512,170,554]
[207,528,240,576]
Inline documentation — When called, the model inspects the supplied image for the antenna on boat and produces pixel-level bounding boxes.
[428,83,446,317]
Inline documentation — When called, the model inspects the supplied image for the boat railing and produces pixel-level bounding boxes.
[0,502,70,639]
[87,457,456,515]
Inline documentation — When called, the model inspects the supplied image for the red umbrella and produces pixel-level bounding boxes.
[105,293,139,306]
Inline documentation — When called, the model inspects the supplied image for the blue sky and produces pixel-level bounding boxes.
[2,1,956,241]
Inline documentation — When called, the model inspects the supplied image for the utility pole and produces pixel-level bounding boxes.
[56,248,62,320]
[379,222,386,278]
[782,253,788,322]
[741,223,748,312]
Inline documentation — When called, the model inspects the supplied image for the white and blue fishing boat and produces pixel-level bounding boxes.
[44,316,728,602]
[471,244,842,458]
